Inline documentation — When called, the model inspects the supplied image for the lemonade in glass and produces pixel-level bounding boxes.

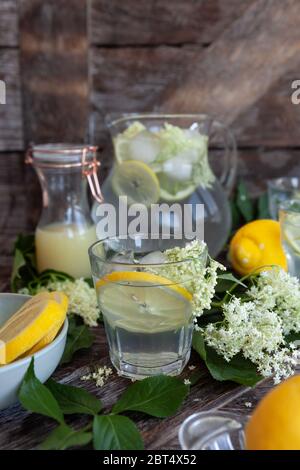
[89,235,207,379]
[279,199,300,277]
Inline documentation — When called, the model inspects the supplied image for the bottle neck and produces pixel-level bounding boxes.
[36,167,93,228]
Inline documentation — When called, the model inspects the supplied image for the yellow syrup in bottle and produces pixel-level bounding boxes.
[36,223,96,278]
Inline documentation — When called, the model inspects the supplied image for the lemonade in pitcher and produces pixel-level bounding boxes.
[92,114,237,256]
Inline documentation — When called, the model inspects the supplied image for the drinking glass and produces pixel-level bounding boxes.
[89,234,207,379]
[279,199,300,277]
[267,177,300,220]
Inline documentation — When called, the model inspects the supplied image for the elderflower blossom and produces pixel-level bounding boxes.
[203,269,300,383]
[156,240,225,318]
[247,268,300,334]
[33,278,100,327]
[81,366,113,388]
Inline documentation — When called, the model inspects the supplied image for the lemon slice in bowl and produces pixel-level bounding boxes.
[111,160,160,206]
[96,271,192,333]
[0,293,67,364]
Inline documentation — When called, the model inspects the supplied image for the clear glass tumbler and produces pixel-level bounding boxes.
[268,177,300,220]
[279,199,300,277]
[89,234,206,379]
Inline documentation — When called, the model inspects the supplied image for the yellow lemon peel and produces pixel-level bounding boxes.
[229,219,287,276]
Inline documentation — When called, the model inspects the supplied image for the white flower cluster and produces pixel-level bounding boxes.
[30,279,100,327]
[81,365,113,388]
[247,269,300,335]
[203,269,300,383]
[156,240,225,319]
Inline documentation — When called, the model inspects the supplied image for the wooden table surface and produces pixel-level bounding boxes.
[0,321,283,450]
[0,184,295,450]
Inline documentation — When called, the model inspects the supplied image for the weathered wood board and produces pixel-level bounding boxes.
[0,325,253,450]
[159,0,300,125]
[90,45,300,149]
[90,0,252,46]
[0,322,294,450]
[0,0,18,47]
[19,0,89,145]
[0,50,23,151]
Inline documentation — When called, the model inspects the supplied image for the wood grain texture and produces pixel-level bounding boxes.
[90,0,251,46]
[235,69,300,147]
[237,148,300,196]
[19,0,89,145]
[0,325,247,450]
[0,50,24,151]
[0,0,18,47]
[90,45,197,147]
[158,0,300,125]
[90,45,300,149]
[0,152,41,289]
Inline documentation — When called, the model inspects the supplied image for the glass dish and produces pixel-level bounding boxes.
[178,411,248,450]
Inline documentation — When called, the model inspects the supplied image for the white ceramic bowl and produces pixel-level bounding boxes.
[0,293,68,410]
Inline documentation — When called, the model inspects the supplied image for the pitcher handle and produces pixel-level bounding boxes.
[204,118,238,195]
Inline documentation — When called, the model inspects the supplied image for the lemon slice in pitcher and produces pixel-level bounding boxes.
[111,160,160,206]
[96,271,192,333]
[157,173,196,202]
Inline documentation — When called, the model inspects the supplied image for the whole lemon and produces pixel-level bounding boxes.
[229,219,287,276]
[245,375,300,450]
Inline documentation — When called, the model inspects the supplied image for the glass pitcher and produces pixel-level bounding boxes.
[26,144,103,278]
[91,114,237,256]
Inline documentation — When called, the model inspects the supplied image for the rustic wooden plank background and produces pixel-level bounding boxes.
[0,0,18,47]
[0,0,299,326]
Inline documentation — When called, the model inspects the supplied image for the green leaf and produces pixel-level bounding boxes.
[230,200,242,231]
[93,415,144,450]
[257,192,271,219]
[46,379,102,416]
[193,332,261,387]
[192,331,207,360]
[236,180,255,222]
[188,370,205,386]
[14,233,35,254]
[40,424,92,450]
[112,375,189,418]
[216,273,247,293]
[27,269,74,295]
[18,358,64,424]
[285,331,300,345]
[60,317,94,364]
[84,277,94,288]
[11,248,26,291]
[206,348,261,386]
[10,234,37,292]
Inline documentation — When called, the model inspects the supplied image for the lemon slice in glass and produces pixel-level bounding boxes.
[111,160,160,206]
[96,271,192,333]
[283,224,300,255]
